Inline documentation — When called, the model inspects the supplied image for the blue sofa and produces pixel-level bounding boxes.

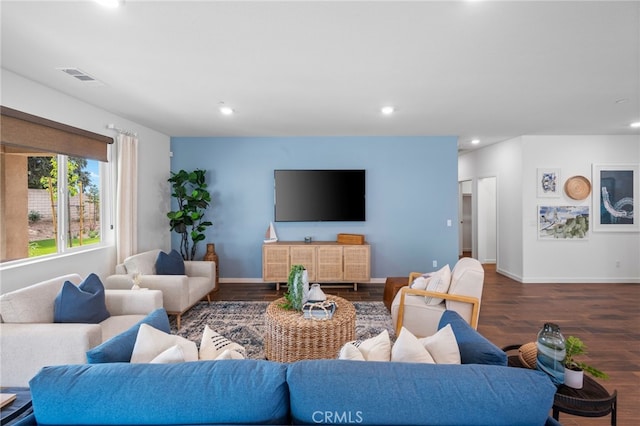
[16,311,560,425]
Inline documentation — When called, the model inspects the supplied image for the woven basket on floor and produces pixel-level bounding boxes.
[519,342,538,369]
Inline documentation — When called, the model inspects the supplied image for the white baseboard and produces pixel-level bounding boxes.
[495,268,639,284]
[219,278,387,284]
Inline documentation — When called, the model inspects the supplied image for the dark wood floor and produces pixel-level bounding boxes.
[213,265,639,426]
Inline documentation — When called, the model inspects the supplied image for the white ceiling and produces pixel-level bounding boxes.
[2,0,639,152]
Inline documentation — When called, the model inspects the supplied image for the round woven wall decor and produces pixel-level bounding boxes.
[564,175,591,200]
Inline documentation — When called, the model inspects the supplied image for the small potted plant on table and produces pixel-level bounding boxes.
[564,336,608,389]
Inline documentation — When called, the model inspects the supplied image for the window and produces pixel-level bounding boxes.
[1,107,112,263]
[24,155,103,258]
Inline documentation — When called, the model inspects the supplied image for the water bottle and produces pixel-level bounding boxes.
[536,323,566,385]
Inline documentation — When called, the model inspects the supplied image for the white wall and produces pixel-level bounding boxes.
[521,135,639,283]
[477,176,497,264]
[0,69,171,293]
[460,134,640,283]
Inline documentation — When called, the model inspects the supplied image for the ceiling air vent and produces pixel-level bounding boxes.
[57,68,104,86]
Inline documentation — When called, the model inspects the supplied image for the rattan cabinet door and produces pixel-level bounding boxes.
[289,245,317,281]
[316,246,343,281]
[263,245,290,282]
[343,245,370,281]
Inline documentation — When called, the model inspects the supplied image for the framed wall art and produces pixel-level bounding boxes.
[538,205,589,240]
[537,168,561,198]
[592,164,638,232]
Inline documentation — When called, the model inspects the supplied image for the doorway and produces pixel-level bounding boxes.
[458,180,473,257]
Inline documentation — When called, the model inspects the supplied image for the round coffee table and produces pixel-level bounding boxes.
[264,295,356,362]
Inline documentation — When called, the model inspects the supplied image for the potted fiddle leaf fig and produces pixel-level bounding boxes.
[564,336,608,389]
[167,169,212,260]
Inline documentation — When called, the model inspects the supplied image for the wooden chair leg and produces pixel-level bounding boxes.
[207,294,211,303]
[176,314,181,330]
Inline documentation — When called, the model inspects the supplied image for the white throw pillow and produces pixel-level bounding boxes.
[418,324,461,364]
[338,343,366,361]
[199,325,246,360]
[150,345,185,364]
[124,250,159,276]
[130,324,198,363]
[410,276,431,290]
[214,349,245,360]
[338,330,391,361]
[391,327,435,364]
[424,264,452,305]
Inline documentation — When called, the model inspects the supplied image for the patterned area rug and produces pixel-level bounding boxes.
[171,300,395,359]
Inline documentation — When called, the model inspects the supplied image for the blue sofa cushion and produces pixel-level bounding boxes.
[438,310,507,365]
[155,249,185,275]
[86,308,170,363]
[27,360,289,425]
[287,359,556,426]
[53,273,110,323]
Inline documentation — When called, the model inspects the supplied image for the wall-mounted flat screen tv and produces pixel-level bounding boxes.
[274,169,366,222]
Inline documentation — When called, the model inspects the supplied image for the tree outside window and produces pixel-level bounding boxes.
[1,153,102,262]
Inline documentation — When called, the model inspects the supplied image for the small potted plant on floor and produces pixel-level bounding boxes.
[564,336,608,389]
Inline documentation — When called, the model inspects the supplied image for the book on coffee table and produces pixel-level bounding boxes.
[0,393,16,409]
[303,300,337,320]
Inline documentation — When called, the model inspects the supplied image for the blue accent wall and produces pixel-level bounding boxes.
[170,136,459,279]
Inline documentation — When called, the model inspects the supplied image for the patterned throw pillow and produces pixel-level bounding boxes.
[199,325,246,360]
[423,264,452,305]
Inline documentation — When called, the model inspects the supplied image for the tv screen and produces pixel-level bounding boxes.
[274,170,366,222]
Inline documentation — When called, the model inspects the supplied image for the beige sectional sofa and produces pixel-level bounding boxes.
[0,273,162,386]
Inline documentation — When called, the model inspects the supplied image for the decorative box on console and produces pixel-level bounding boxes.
[337,233,365,245]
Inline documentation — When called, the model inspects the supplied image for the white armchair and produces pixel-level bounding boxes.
[0,274,163,387]
[391,257,485,338]
[105,249,216,328]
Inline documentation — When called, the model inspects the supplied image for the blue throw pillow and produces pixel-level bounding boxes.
[53,273,110,324]
[86,308,170,363]
[438,310,507,366]
[155,249,185,275]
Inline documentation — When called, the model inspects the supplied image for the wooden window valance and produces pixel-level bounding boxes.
[0,106,114,162]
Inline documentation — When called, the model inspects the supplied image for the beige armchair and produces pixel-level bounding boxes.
[105,249,216,328]
[391,257,484,338]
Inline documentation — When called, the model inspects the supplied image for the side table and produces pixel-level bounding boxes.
[503,344,617,426]
[1,387,32,425]
[383,277,408,311]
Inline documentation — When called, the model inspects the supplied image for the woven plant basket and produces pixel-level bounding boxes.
[519,342,538,369]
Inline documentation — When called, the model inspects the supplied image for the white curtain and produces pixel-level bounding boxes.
[116,133,138,263]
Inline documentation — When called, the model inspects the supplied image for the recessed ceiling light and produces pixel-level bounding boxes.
[219,106,234,116]
[471,139,480,145]
[95,0,123,8]
[631,122,640,128]
[381,106,395,115]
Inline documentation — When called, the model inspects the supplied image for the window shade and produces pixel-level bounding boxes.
[1,106,113,162]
